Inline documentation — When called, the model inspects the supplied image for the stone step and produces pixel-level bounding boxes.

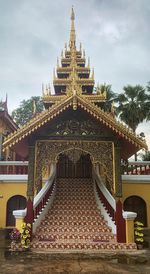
[32,241,136,250]
[35,234,116,241]
[33,178,122,250]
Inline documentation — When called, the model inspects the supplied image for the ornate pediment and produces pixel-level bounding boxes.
[48,119,107,137]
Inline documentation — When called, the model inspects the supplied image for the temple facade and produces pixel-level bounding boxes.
[1,8,150,250]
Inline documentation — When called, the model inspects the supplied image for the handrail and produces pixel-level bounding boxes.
[33,164,56,219]
[13,164,56,230]
[128,161,150,165]
[122,161,150,175]
[92,167,116,234]
[93,167,116,212]
[0,161,28,166]
[0,161,28,174]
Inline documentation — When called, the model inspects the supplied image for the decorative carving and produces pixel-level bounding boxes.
[65,149,86,164]
[114,144,122,197]
[0,119,10,133]
[27,146,35,198]
[35,140,114,193]
[49,119,105,137]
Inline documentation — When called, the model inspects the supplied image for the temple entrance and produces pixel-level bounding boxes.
[123,195,147,227]
[6,195,26,227]
[57,150,92,178]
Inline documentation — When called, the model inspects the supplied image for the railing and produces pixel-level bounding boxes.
[33,164,56,221]
[92,167,116,234]
[122,161,150,175]
[95,183,115,222]
[13,164,56,234]
[0,161,28,174]
[93,166,138,242]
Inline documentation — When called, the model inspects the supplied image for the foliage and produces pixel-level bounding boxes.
[134,221,144,245]
[20,222,31,249]
[141,151,150,161]
[11,96,44,127]
[145,82,150,121]
[99,84,117,112]
[116,85,149,132]
[10,228,20,241]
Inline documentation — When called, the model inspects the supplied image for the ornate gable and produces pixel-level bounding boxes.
[2,8,147,158]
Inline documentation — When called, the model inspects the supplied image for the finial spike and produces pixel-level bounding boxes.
[32,100,36,115]
[103,82,107,98]
[69,6,76,49]
[71,6,75,20]
[53,68,56,78]
[92,67,94,79]
[80,42,82,51]
[57,57,59,67]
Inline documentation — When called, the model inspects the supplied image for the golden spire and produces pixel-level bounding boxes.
[32,100,36,115]
[88,57,90,68]
[69,6,76,49]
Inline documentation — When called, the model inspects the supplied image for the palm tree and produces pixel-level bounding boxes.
[145,82,150,121]
[116,85,149,132]
[116,85,149,160]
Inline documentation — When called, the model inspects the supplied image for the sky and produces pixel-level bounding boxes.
[0,0,150,149]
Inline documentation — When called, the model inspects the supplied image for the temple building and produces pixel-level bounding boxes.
[0,98,18,161]
[0,8,150,250]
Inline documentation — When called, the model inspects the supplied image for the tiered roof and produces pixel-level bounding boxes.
[2,8,147,158]
[42,7,106,109]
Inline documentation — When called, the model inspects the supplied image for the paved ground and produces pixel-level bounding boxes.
[1,235,150,274]
[1,249,150,274]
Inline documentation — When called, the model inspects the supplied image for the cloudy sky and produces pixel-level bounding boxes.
[0,0,150,148]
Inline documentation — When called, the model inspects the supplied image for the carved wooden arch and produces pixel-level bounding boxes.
[55,147,94,164]
[35,140,114,193]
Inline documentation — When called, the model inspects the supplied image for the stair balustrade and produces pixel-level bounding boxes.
[92,167,116,234]
[13,164,56,233]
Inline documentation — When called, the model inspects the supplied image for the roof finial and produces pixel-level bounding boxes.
[69,6,76,49]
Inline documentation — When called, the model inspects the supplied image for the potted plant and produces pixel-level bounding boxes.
[20,222,31,250]
[10,228,21,242]
[9,228,21,251]
[134,221,144,249]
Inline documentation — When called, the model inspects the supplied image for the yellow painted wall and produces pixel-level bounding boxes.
[0,182,27,228]
[123,181,150,227]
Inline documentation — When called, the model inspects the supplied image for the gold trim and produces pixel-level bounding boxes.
[112,143,116,194]
[2,94,147,152]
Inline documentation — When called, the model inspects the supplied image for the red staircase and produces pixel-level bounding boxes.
[32,178,136,250]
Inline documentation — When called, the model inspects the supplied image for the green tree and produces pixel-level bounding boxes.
[12,96,44,127]
[145,82,150,121]
[116,85,149,132]
[141,151,150,161]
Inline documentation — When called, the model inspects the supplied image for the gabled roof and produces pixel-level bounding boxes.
[2,94,147,158]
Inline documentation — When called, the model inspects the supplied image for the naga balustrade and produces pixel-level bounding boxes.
[0,161,28,174]
[33,178,56,220]
[92,168,116,228]
[122,161,150,175]
[95,182,115,222]
[13,164,56,234]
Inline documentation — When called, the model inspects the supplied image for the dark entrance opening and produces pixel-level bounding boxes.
[124,195,147,227]
[6,195,26,227]
[57,151,92,178]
